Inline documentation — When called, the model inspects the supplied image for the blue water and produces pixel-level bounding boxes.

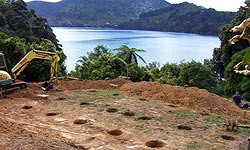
[52,27,220,72]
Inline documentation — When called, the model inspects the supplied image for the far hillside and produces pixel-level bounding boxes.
[26,0,235,35]
[117,2,236,35]
[26,0,169,27]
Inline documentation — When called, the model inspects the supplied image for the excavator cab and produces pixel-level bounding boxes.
[0,52,27,94]
[0,52,8,71]
[0,52,14,86]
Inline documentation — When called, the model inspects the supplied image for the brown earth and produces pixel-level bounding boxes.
[0,77,249,150]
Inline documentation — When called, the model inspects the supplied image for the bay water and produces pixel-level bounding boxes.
[52,27,220,72]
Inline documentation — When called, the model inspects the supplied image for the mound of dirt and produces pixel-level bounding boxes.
[119,81,244,117]
[8,77,245,117]
[7,77,132,99]
[55,77,132,91]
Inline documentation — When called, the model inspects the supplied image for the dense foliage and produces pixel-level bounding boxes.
[27,0,169,27]
[0,0,59,46]
[147,61,217,92]
[118,2,235,35]
[71,45,149,82]
[212,10,249,79]
[71,45,217,92]
[0,0,66,82]
[211,0,250,100]
[224,48,250,99]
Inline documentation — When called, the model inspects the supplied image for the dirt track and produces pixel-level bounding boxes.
[0,77,249,150]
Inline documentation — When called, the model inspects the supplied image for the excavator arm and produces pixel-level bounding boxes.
[11,49,60,83]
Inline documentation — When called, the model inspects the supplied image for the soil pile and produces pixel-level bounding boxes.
[119,81,244,117]
[9,77,132,99]
[55,76,132,90]
[9,77,244,117]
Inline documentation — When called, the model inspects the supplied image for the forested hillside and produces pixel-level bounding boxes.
[0,0,58,45]
[27,0,235,35]
[27,0,170,27]
[0,0,66,82]
[118,2,236,35]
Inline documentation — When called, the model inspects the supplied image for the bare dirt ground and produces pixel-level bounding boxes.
[0,77,250,150]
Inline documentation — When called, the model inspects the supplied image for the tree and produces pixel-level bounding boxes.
[0,35,27,69]
[0,12,6,26]
[114,44,146,64]
[224,48,250,100]
[211,1,250,79]
[88,54,127,80]
[225,1,250,100]
[127,62,145,82]
[149,67,160,81]
[73,45,117,80]
[74,56,91,79]
[146,61,161,81]
[0,0,61,49]
[146,61,160,70]
[178,61,217,91]
[158,63,180,85]
[73,45,152,81]
[88,45,111,61]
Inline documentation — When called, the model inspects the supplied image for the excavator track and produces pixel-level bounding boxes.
[1,82,27,94]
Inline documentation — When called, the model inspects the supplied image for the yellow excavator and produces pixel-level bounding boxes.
[0,49,60,94]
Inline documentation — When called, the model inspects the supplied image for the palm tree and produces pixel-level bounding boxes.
[114,44,146,64]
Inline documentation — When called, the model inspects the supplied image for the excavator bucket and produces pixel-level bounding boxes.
[41,81,53,91]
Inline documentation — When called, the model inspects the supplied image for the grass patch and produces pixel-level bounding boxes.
[72,89,125,102]
[202,124,213,130]
[170,109,197,118]
[237,128,250,136]
[73,89,84,94]
[186,141,200,150]
[203,115,224,125]
[79,97,92,103]
[62,93,81,100]
[78,89,124,100]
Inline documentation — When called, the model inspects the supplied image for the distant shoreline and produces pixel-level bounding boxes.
[51,26,219,37]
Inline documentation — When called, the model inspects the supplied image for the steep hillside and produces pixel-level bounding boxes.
[0,0,58,44]
[0,0,66,83]
[27,0,170,27]
[27,1,235,35]
[118,2,236,35]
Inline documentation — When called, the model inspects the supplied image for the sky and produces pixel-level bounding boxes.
[23,0,246,12]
